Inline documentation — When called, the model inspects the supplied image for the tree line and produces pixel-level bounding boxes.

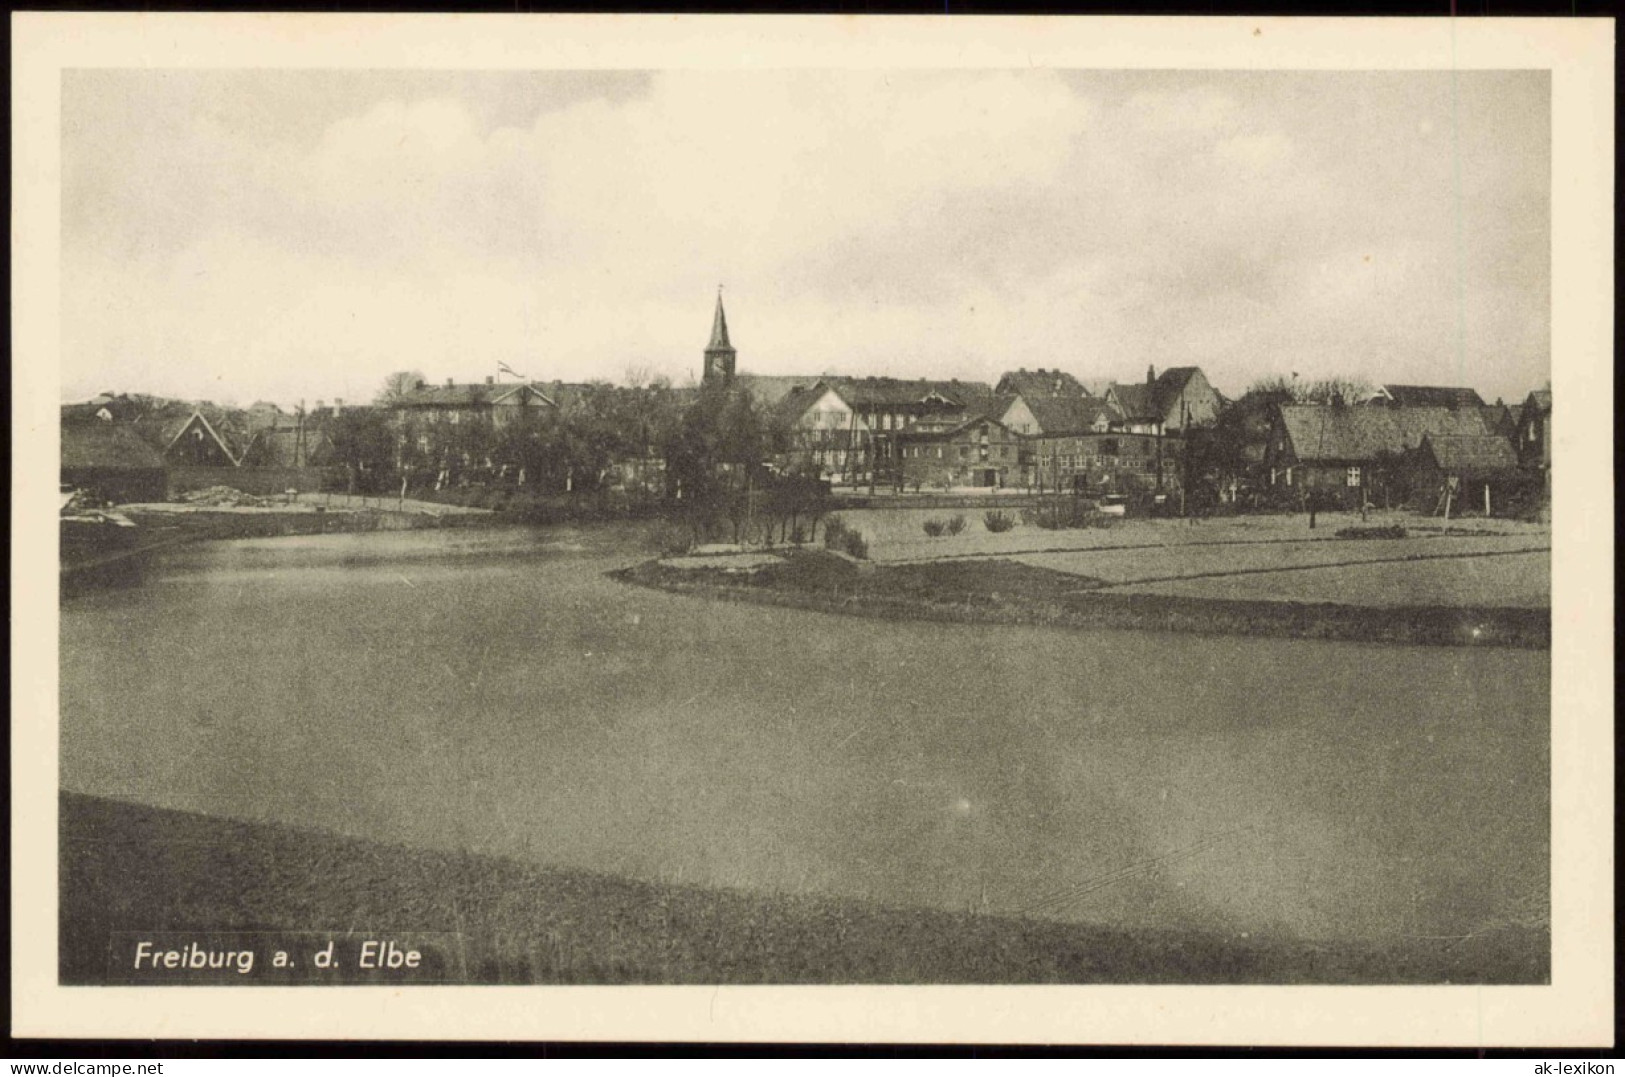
[324,368,1424,524]
[330,372,831,539]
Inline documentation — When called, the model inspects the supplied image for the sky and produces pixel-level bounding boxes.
[61,68,1550,408]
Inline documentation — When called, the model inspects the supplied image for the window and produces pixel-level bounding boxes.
[935,446,943,459]
[1346,466,1362,487]
[1285,467,1293,486]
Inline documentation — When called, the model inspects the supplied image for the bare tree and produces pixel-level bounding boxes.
[1300,377,1373,406]
[1247,374,1374,406]
[376,370,427,405]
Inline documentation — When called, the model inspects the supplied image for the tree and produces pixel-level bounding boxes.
[1246,374,1373,407]
[492,408,552,487]
[376,371,427,405]
[436,413,498,487]
[662,382,788,543]
[327,408,396,493]
[1185,382,1297,509]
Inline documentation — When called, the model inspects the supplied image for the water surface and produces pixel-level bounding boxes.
[61,527,1549,944]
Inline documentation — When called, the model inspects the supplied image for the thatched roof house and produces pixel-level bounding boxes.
[1264,403,1508,509]
[1370,384,1487,408]
[1271,405,1497,466]
[1415,434,1520,480]
[62,420,167,503]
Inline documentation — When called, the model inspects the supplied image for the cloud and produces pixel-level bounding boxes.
[61,69,1550,406]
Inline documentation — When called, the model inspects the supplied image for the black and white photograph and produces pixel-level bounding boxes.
[12,14,1613,1047]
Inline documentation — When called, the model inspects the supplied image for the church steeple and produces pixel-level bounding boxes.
[703,288,736,384]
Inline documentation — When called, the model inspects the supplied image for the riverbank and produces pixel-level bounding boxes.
[60,792,1545,985]
[84,497,496,557]
[618,549,1549,649]
[61,504,506,596]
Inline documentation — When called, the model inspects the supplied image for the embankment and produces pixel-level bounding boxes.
[617,551,1549,650]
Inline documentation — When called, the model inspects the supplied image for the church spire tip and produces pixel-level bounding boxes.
[708,289,732,350]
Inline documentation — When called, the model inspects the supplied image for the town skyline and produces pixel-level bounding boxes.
[63,68,1550,409]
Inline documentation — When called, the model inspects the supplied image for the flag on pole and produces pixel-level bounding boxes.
[497,361,525,381]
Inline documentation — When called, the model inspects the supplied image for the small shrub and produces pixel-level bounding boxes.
[822,515,849,550]
[650,519,693,557]
[1021,499,1114,531]
[983,509,1015,533]
[922,518,947,537]
[1334,524,1408,540]
[1023,501,1076,530]
[946,514,968,536]
[843,529,869,560]
[1023,504,1059,530]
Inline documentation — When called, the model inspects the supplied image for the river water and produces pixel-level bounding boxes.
[60,527,1548,944]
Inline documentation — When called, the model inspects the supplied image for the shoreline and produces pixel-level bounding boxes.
[60,508,508,595]
[616,551,1550,650]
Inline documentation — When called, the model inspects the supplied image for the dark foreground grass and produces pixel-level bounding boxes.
[618,550,1549,650]
[61,792,1545,985]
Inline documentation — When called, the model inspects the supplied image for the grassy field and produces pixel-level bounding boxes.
[1015,538,1549,606]
[62,792,1546,985]
[1117,550,1550,608]
[829,507,1548,564]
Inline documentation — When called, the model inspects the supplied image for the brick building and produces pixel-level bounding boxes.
[897,415,1021,489]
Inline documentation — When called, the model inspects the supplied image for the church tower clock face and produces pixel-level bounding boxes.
[702,289,736,384]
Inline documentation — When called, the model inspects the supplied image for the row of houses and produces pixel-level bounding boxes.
[1263,391,1552,513]
[64,392,342,470]
[61,293,1553,515]
[727,357,1223,494]
[60,373,589,500]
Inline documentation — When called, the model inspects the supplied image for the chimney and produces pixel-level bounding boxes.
[445,377,454,388]
[315,399,325,410]
[1147,364,1156,386]
[486,375,494,385]
[334,398,344,414]
[415,379,425,390]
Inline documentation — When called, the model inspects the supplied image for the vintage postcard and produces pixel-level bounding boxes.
[11,13,1614,1046]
